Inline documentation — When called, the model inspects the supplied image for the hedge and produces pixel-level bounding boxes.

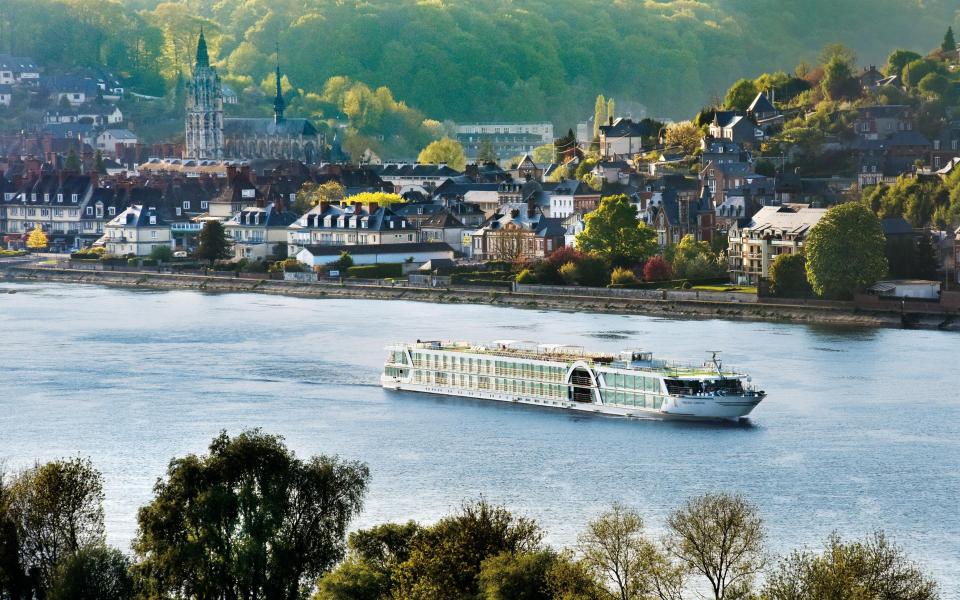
[346,263,403,278]
[450,270,513,283]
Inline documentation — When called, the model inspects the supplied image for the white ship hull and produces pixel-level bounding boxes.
[380,375,762,421]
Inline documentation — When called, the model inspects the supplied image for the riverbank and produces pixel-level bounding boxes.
[7,263,946,329]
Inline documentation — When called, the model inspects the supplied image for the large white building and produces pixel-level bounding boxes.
[727,204,826,284]
[455,122,554,160]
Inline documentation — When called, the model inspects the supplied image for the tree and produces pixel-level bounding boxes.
[606,97,615,122]
[578,503,681,600]
[294,181,346,214]
[672,235,725,280]
[532,143,555,164]
[763,531,938,600]
[902,59,939,89]
[665,493,765,600]
[942,26,956,53]
[594,94,607,138]
[93,150,106,175]
[918,72,952,100]
[332,251,353,271]
[478,549,557,600]
[768,253,811,297]
[0,467,30,599]
[343,191,405,207]
[477,138,498,164]
[663,121,700,155]
[576,195,657,266]
[805,202,888,299]
[26,225,48,250]
[643,256,672,281]
[316,521,421,600]
[392,499,542,599]
[724,78,758,111]
[417,137,466,171]
[818,43,857,68]
[149,244,173,263]
[885,49,923,78]
[573,256,609,287]
[133,429,370,600]
[820,55,856,100]
[48,545,134,600]
[64,148,81,171]
[195,220,233,264]
[6,458,105,594]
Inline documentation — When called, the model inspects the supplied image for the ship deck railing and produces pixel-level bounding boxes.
[394,341,746,379]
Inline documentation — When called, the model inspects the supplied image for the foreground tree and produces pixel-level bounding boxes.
[666,493,765,600]
[768,253,811,297]
[392,500,543,599]
[315,521,421,599]
[195,220,233,264]
[417,137,466,171]
[5,458,105,595]
[805,202,888,299]
[134,429,370,600]
[48,545,134,600]
[576,195,656,267]
[26,225,48,251]
[578,503,684,600]
[763,531,939,600]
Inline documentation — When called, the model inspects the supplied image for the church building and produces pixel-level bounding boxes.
[184,32,324,163]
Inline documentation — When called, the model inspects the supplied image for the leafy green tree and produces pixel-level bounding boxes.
[912,234,940,281]
[885,49,923,78]
[724,78,758,111]
[763,531,938,600]
[902,59,940,88]
[818,42,857,67]
[768,253,812,297]
[821,56,857,100]
[0,468,30,599]
[805,202,888,299]
[573,256,610,288]
[579,503,684,600]
[672,235,725,280]
[133,430,370,600]
[594,94,607,137]
[48,545,134,600]
[5,458,105,595]
[333,251,354,271]
[149,245,174,263]
[64,149,81,171]
[478,549,557,600]
[918,72,952,100]
[576,195,656,266]
[663,121,700,155]
[417,137,466,171]
[195,220,233,264]
[943,26,956,52]
[477,138,498,164]
[665,493,765,600]
[606,98,615,122]
[392,499,542,599]
[314,559,385,600]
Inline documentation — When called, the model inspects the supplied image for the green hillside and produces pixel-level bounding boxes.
[1,0,958,124]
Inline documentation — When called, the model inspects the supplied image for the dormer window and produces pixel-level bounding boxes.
[108,207,115,216]
[71,194,78,202]
[183,201,190,210]
[43,193,49,202]
[86,206,93,215]
[324,216,332,227]
[149,216,157,225]
[361,219,368,229]
[176,207,182,216]
[201,201,208,209]
[31,193,36,201]
[57,194,63,203]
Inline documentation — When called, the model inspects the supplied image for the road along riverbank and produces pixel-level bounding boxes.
[4,264,956,330]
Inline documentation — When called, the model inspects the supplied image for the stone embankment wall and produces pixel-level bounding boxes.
[4,265,950,330]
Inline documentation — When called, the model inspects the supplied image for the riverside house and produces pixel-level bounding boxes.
[727,204,826,284]
[104,205,171,256]
[287,202,416,257]
[225,201,299,260]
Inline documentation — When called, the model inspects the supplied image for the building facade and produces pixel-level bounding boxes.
[727,204,826,284]
[184,30,224,160]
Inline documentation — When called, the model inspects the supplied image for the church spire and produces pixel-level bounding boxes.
[195,27,209,69]
[273,42,285,124]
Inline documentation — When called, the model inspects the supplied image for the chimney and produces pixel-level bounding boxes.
[368,201,379,214]
[527,195,536,218]
[318,201,329,214]
[226,164,237,183]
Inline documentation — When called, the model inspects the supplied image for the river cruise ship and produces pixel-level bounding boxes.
[381,340,766,421]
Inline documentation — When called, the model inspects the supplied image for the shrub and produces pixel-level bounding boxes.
[768,253,812,297]
[346,263,403,279]
[515,268,536,284]
[150,245,174,262]
[643,256,672,281]
[142,258,158,267]
[610,266,640,286]
[558,262,578,284]
[332,251,354,270]
[242,260,268,273]
[574,256,609,287]
[126,257,139,266]
[546,246,585,268]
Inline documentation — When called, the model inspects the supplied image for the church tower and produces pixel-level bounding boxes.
[184,29,224,160]
[272,46,285,124]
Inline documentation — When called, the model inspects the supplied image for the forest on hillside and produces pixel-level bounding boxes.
[1,0,957,126]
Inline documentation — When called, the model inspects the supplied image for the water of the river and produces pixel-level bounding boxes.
[1,281,958,594]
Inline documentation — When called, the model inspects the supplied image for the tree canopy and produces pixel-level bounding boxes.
[195,220,233,264]
[576,194,656,266]
[805,202,888,299]
[133,429,370,600]
[417,137,466,171]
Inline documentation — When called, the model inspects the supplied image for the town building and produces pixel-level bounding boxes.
[727,204,826,284]
[598,118,652,159]
[296,242,455,268]
[455,122,553,159]
[468,203,566,261]
[287,202,416,256]
[103,204,171,256]
[0,55,40,85]
[225,201,298,260]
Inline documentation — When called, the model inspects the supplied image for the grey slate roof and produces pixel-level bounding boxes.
[224,117,318,137]
[299,242,454,256]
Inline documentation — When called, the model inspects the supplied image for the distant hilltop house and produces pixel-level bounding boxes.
[598,117,654,159]
[0,84,11,107]
[43,75,102,106]
[96,129,139,156]
[0,54,40,85]
[44,104,123,126]
[184,30,323,163]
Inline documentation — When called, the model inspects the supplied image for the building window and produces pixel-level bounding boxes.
[200,201,208,209]
[108,207,115,216]
[71,194,78,202]
[175,207,182,216]
[150,231,157,239]
[86,207,93,215]
[183,201,190,210]
[149,216,157,225]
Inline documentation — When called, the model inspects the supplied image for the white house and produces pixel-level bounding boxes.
[296,242,455,268]
[104,205,171,256]
[0,84,11,106]
[96,129,138,156]
[0,55,40,85]
[867,280,941,300]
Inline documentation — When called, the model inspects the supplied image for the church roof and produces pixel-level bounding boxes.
[224,118,317,137]
[195,30,209,68]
